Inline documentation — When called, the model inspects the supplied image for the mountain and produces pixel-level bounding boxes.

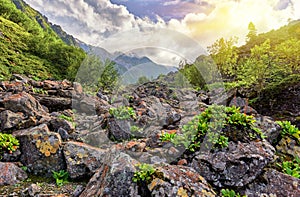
[120,61,177,84]
[0,0,86,80]
[113,53,152,69]
[80,45,177,83]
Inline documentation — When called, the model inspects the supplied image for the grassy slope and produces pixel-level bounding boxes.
[0,16,52,80]
[0,0,86,80]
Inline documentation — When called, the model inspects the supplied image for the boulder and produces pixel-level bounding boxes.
[0,162,28,186]
[244,169,300,197]
[3,92,46,116]
[49,117,75,134]
[79,152,139,197]
[254,115,281,145]
[36,96,71,112]
[148,164,216,197]
[73,82,83,95]
[191,141,275,188]
[0,81,25,92]
[13,124,65,176]
[1,149,21,162]
[79,130,112,149]
[72,95,97,115]
[63,141,107,179]
[0,110,24,131]
[229,96,257,114]
[107,118,132,141]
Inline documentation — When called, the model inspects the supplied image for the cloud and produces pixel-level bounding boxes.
[23,0,141,45]
[163,0,181,6]
[23,0,300,66]
[167,0,300,47]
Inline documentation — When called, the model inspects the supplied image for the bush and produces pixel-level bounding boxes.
[171,105,264,152]
[132,163,156,183]
[276,120,300,144]
[0,133,19,157]
[109,106,136,120]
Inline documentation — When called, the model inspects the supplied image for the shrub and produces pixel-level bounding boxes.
[109,106,136,120]
[279,157,300,179]
[276,120,300,144]
[160,131,176,142]
[171,105,264,152]
[58,114,74,122]
[0,133,19,155]
[132,163,156,183]
[52,170,69,186]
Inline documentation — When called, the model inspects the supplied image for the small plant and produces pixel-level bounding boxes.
[0,133,19,155]
[32,87,48,95]
[32,76,41,81]
[130,126,141,132]
[21,166,28,172]
[221,189,245,197]
[109,106,136,120]
[52,170,69,186]
[217,135,229,148]
[279,157,300,179]
[132,163,156,183]
[58,114,74,122]
[160,131,177,142]
[276,121,300,144]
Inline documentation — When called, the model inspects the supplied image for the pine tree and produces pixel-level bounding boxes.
[246,22,257,42]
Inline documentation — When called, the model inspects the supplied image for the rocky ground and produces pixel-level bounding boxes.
[0,74,299,196]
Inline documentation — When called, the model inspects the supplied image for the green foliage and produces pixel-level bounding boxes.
[280,157,300,179]
[130,126,141,132]
[221,189,245,197]
[237,39,274,94]
[76,55,119,93]
[32,87,48,95]
[160,132,176,142]
[0,0,86,80]
[171,105,263,152]
[208,37,238,78]
[132,163,156,183]
[216,135,229,148]
[276,121,300,144]
[21,166,28,172]
[246,21,257,42]
[109,106,136,120]
[179,55,220,89]
[137,76,150,84]
[97,60,119,93]
[52,170,69,187]
[0,133,19,155]
[58,114,74,122]
[194,20,300,99]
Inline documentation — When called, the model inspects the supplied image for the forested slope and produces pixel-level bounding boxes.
[0,0,86,80]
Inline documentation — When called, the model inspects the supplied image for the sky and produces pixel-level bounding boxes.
[23,0,300,66]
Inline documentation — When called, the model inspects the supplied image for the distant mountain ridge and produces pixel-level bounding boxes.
[77,43,177,83]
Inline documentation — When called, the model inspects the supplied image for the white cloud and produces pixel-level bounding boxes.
[167,0,300,47]
[23,0,300,66]
[163,0,181,6]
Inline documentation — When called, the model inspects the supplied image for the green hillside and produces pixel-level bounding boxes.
[179,20,300,97]
[0,0,86,80]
